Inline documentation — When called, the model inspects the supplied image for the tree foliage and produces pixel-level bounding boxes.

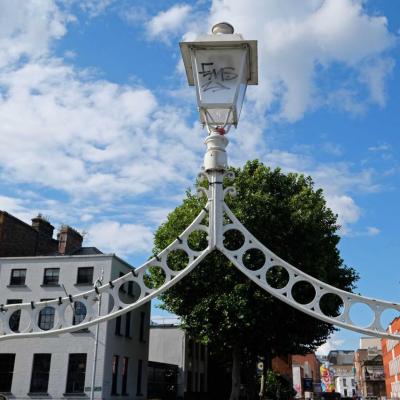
[152,160,358,398]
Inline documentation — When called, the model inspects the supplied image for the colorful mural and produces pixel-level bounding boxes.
[320,363,335,392]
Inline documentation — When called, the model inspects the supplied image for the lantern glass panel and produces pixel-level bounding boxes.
[191,47,248,126]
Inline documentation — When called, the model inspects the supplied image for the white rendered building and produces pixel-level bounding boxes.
[0,252,150,399]
[335,374,357,398]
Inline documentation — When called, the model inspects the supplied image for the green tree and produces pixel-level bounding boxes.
[153,160,358,400]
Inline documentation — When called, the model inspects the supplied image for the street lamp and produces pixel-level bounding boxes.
[180,22,258,133]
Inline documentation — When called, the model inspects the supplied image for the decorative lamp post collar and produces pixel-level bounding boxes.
[180,22,258,134]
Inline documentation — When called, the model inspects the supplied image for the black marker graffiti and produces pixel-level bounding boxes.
[198,63,238,92]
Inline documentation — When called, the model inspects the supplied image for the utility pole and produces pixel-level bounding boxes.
[90,269,104,400]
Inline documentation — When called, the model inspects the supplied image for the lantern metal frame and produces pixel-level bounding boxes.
[180,26,258,132]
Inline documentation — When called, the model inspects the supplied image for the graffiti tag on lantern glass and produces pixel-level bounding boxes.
[198,63,238,92]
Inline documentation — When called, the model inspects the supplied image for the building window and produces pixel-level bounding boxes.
[7,299,22,332]
[65,354,87,394]
[139,311,145,342]
[128,281,133,296]
[351,378,355,386]
[122,357,129,395]
[136,359,143,396]
[344,389,348,397]
[188,339,194,359]
[43,268,59,285]
[38,300,55,331]
[343,378,347,387]
[0,354,15,392]
[29,354,51,393]
[111,355,119,395]
[10,269,26,285]
[200,373,205,392]
[72,301,87,325]
[115,308,122,336]
[76,267,94,285]
[200,344,205,361]
[187,371,193,392]
[125,312,131,338]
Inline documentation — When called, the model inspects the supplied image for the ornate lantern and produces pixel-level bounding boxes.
[180,22,258,133]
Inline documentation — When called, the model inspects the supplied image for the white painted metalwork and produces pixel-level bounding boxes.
[1,131,399,341]
[1,22,399,343]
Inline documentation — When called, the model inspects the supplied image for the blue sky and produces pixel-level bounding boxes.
[0,0,399,353]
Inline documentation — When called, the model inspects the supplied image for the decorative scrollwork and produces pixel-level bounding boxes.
[197,171,209,182]
[223,186,237,198]
[197,186,210,199]
[224,171,235,180]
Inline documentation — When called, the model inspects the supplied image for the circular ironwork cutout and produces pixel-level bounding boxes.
[349,302,374,328]
[119,281,141,304]
[319,293,344,317]
[291,281,316,305]
[8,308,30,333]
[37,306,56,331]
[223,229,245,251]
[72,301,87,325]
[167,249,189,272]
[187,230,208,251]
[143,266,166,289]
[266,265,289,289]
[380,308,400,330]
[242,248,265,271]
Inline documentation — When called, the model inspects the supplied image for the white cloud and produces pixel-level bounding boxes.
[366,226,380,236]
[0,0,206,204]
[0,195,33,224]
[165,0,395,121]
[146,4,192,41]
[263,150,378,234]
[359,58,395,107]
[0,0,70,67]
[79,0,115,17]
[316,335,345,355]
[368,143,391,152]
[86,221,154,256]
[322,142,343,156]
[0,0,394,249]
[325,195,361,234]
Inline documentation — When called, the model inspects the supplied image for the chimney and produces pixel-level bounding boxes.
[57,225,83,255]
[31,214,55,239]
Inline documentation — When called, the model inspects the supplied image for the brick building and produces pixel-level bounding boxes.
[382,318,400,398]
[0,211,86,257]
[355,338,386,399]
[292,353,321,398]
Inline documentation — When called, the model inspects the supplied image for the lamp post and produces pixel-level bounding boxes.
[90,270,103,400]
[180,23,258,399]
[180,23,258,248]
[180,22,258,134]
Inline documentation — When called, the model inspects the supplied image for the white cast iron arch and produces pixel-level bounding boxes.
[0,133,399,341]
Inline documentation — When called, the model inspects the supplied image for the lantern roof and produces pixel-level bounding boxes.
[180,22,258,86]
